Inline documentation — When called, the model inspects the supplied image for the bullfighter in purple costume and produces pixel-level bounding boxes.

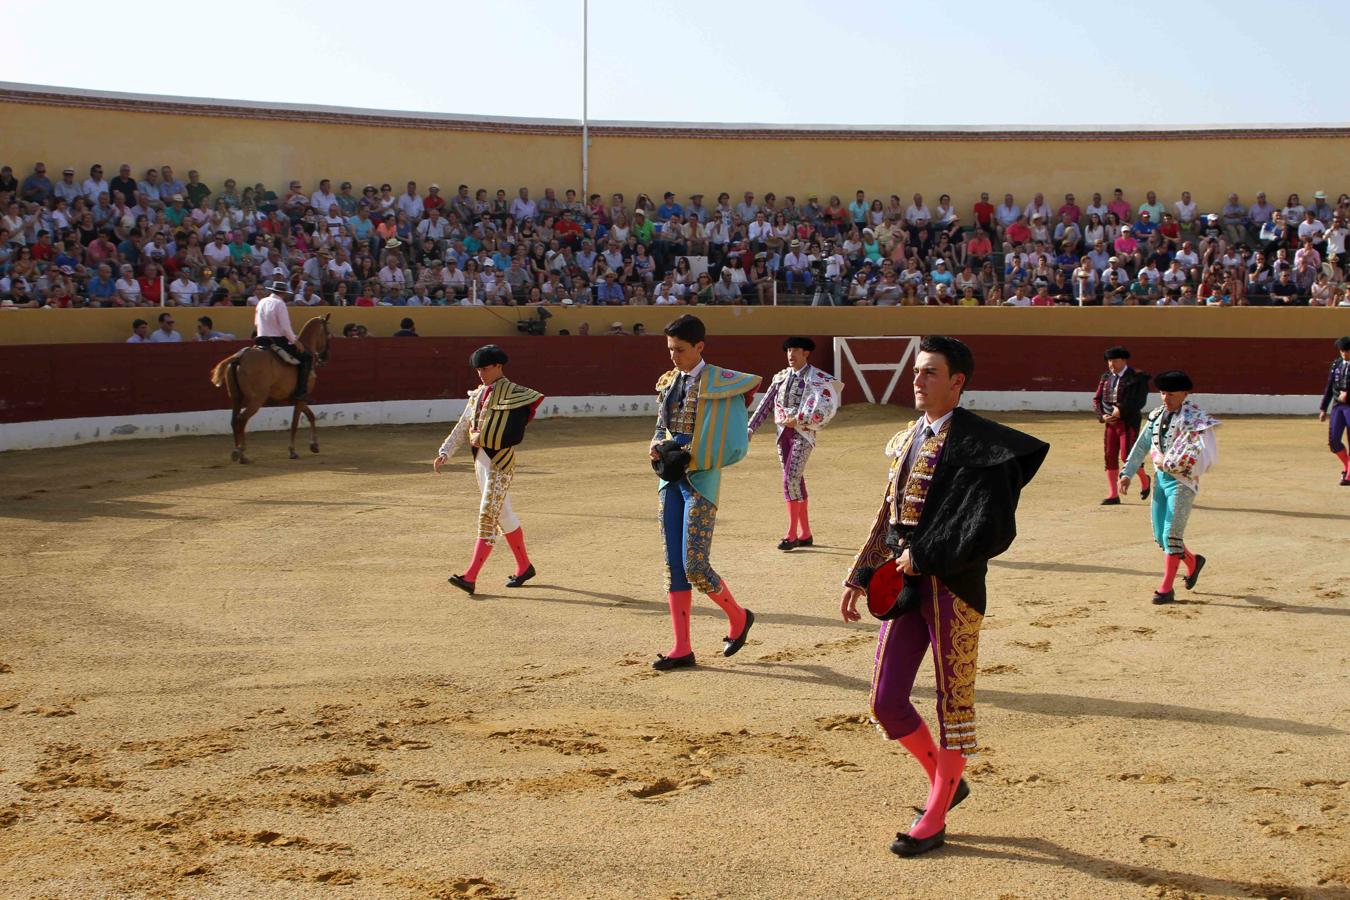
[839,336,1047,858]
[1319,336,1350,486]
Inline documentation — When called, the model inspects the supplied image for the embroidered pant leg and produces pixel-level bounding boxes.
[474,453,515,545]
[1151,471,1195,556]
[1329,404,1350,453]
[679,480,722,594]
[777,427,813,501]
[923,578,984,756]
[869,607,931,741]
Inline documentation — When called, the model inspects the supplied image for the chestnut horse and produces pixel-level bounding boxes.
[209,314,331,463]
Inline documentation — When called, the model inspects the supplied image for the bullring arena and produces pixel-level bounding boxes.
[2,87,1350,899]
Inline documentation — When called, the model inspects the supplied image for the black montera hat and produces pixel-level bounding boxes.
[470,344,509,367]
[1103,346,1130,360]
[782,336,816,352]
[1153,370,1193,391]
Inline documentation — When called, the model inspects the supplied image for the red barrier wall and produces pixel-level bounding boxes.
[0,335,1330,425]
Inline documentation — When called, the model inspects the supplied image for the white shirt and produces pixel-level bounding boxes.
[905,204,932,225]
[204,242,232,266]
[254,294,299,342]
[148,328,181,343]
[1173,199,1198,223]
[310,191,337,213]
[169,278,198,305]
[82,177,109,201]
[510,197,537,221]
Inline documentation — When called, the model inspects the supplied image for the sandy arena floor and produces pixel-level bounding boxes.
[1,408,1347,899]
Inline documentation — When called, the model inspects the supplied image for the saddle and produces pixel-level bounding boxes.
[258,342,300,365]
[272,344,301,365]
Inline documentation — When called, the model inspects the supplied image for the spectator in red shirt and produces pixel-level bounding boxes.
[424,184,446,212]
[973,192,994,231]
[31,231,54,262]
[555,209,584,247]
[1057,193,1081,223]
[138,262,164,305]
[965,229,993,265]
[1107,188,1132,224]
[1005,216,1031,246]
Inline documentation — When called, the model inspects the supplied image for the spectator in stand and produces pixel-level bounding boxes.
[1219,193,1246,246]
[972,191,994,233]
[1107,188,1132,224]
[148,311,181,342]
[1170,190,1197,237]
[20,162,52,204]
[87,263,118,306]
[1270,269,1301,305]
[159,166,186,200]
[195,315,235,341]
[168,267,199,306]
[394,317,418,337]
[994,193,1021,239]
[126,318,151,342]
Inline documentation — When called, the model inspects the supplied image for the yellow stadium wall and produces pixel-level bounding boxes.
[1,307,1344,345]
[3,86,1350,215]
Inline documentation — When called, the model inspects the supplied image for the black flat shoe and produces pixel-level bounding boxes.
[1183,555,1206,591]
[777,538,798,551]
[652,652,696,671]
[907,777,971,831]
[796,536,814,547]
[506,564,536,588]
[1152,590,1175,605]
[1140,485,1151,500]
[1100,496,1121,506]
[447,574,476,596]
[890,828,946,858]
[722,610,755,658]
[1341,475,1350,486]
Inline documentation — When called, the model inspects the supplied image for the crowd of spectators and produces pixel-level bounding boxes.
[3,158,1350,310]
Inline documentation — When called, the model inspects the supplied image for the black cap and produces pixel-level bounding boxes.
[1104,346,1130,360]
[1153,370,1193,392]
[471,344,508,368]
[782,336,816,352]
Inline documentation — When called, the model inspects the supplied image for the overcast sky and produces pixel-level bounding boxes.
[4,0,1348,126]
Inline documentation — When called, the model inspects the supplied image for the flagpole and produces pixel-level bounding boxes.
[581,0,589,199]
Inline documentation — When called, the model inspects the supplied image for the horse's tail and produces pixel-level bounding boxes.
[210,356,233,388]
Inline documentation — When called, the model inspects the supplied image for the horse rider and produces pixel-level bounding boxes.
[254,279,312,400]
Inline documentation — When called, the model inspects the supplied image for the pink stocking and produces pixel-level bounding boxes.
[1160,552,1183,593]
[1182,547,1196,575]
[797,498,813,539]
[706,582,748,639]
[667,590,693,657]
[910,748,966,839]
[896,722,939,785]
[1105,468,1119,498]
[784,500,799,540]
[502,527,531,576]
[1139,470,1152,491]
[1337,449,1350,474]
[463,539,493,581]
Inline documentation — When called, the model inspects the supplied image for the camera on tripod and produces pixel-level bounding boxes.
[516,307,552,336]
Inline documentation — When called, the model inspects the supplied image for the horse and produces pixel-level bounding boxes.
[209,314,331,463]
